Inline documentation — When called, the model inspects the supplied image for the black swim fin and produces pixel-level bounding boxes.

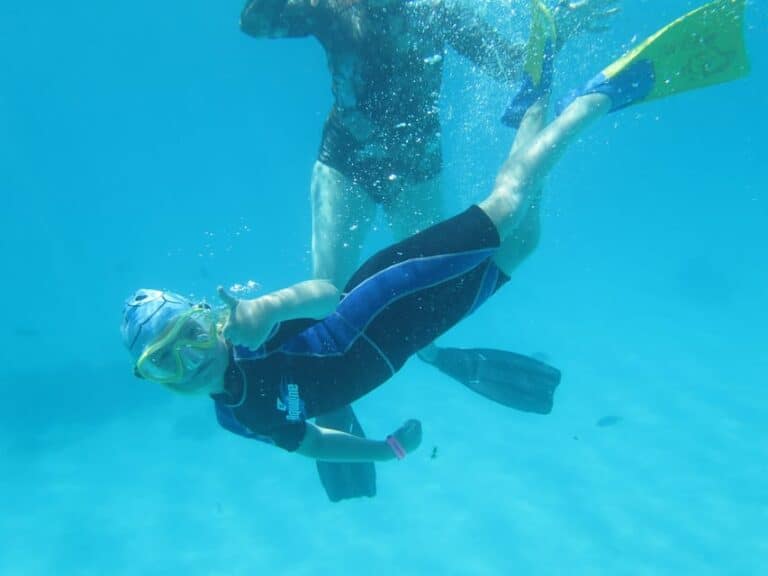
[315,405,377,502]
[420,346,561,415]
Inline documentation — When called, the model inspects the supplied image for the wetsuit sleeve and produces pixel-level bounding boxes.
[264,318,317,349]
[240,0,324,38]
[440,0,525,84]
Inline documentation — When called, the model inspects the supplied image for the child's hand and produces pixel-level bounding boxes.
[217,286,277,350]
[390,419,423,456]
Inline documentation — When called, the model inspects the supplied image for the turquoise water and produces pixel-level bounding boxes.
[1,1,766,574]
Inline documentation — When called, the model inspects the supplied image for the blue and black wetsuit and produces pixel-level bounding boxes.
[240,0,523,202]
[212,205,509,450]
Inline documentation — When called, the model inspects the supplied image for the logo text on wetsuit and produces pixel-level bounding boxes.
[277,382,304,422]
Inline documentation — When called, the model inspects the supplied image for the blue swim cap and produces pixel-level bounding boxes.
[121,289,194,361]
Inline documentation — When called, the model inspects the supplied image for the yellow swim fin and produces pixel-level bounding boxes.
[576,0,750,111]
[524,0,557,88]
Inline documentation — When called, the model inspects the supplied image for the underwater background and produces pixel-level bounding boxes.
[1,1,766,574]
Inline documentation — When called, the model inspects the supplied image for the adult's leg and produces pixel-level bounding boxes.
[311,161,377,288]
[383,177,443,241]
[479,93,612,242]
[310,161,379,501]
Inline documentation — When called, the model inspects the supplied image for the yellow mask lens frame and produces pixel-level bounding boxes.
[135,305,217,384]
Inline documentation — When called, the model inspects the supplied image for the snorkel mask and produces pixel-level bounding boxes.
[121,289,218,386]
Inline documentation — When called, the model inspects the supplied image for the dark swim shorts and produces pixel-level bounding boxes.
[318,113,442,203]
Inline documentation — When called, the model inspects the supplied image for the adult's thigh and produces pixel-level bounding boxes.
[384,177,443,241]
[311,161,376,287]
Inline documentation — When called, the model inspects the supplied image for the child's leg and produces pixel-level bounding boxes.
[479,93,611,241]
[492,99,547,275]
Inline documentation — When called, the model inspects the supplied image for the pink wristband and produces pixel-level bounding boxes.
[386,435,407,460]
